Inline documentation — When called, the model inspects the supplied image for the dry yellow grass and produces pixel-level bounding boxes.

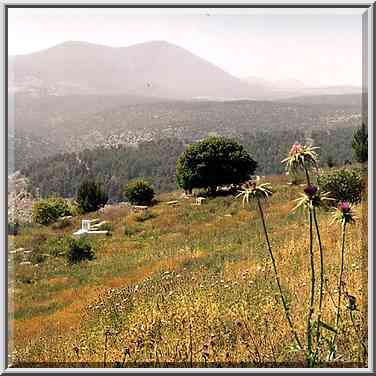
[9,175,368,368]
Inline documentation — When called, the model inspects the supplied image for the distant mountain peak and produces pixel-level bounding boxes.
[11,39,260,99]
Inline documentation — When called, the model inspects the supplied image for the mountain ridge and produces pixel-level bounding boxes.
[10,40,264,99]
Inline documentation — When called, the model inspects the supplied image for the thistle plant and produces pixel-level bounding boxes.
[293,184,333,364]
[281,143,319,185]
[328,201,356,360]
[283,142,328,366]
[236,180,303,351]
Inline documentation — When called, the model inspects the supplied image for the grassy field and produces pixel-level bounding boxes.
[8,174,368,368]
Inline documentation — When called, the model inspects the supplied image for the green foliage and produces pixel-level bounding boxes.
[51,217,71,230]
[76,180,108,213]
[32,197,74,225]
[352,123,368,163]
[21,127,357,202]
[124,179,155,205]
[66,237,95,264]
[8,222,20,235]
[98,223,113,232]
[176,136,257,194]
[317,169,363,205]
[43,235,73,257]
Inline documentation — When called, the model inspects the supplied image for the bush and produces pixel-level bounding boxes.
[76,180,108,213]
[176,136,257,194]
[32,197,74,225]
[124,179,155,205]
[44,235,72,257]
[66,237,95,264]
[317,169,363,205]
[352,123,368,163]
[8,222,20,235]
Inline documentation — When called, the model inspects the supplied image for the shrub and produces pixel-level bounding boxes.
[76,180,108,213]
[44,235,73,257]
[317,169,363,205]
[66,237,95,264]
[352,123,368,163]
[32,197,74,225]
[8,222,20,235]
[124,179,155,205]
[176,136,257,195]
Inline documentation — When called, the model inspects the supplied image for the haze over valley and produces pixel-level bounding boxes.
[9,40,362,182]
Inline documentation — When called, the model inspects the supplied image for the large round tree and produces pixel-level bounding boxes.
[176,136,257,194]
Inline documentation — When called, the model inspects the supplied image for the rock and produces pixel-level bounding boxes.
[132,205,148,211]
[19,261,31,266]
[59,215,72,220]
[167,200,178,206]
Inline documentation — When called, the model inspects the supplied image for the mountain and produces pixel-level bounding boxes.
[9,40,264,100]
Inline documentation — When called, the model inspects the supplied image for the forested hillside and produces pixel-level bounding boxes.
[11,96,361,172]
[21,127,355,202]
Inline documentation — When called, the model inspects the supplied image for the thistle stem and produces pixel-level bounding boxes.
[330,222,347,360]
[256,198,303,351]
[307,208,315,366]
[313,208,324,364]
[304,166,311,186]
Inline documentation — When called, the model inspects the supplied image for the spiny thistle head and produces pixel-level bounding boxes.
[281,142,319,173]
[331,201,356,225]
[292,184,333,212]
[236,180,273,207]
[304,184,318,198]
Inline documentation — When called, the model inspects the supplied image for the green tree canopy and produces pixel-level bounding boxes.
[76,180,108,213]
[176,136,257,194]
[124,179,155,205]
[352,123,368,163]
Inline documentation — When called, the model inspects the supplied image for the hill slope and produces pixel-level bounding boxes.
[10,175,367,366]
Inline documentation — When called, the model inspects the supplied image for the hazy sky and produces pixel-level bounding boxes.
[8,8,365,87]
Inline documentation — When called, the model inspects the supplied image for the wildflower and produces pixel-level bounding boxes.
[331,201,356,225]
[293,185,332,212]
[282,142,319,177]
[236,177,302,351]
[236,181,273,207]
[329,202,356,359]
[304,184,318,198]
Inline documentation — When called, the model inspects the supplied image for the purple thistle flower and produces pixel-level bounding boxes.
[338,201,351,213]
[304,184,318,198]
[289,142,303,156]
